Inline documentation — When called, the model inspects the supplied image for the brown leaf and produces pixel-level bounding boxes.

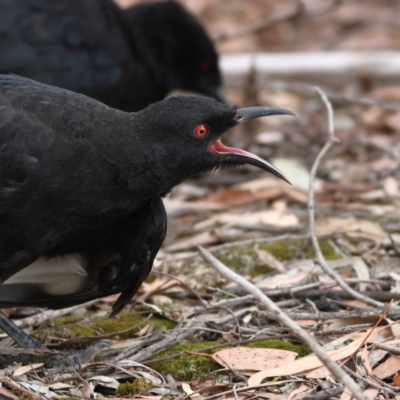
[373,355,400,380]
[211,347,298,371]
[248,337,365,384]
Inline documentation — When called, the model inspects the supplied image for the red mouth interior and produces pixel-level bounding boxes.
[211,138,265,162]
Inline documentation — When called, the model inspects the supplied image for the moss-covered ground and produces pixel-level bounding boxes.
[52,312,176,340]
[150,339,311,381]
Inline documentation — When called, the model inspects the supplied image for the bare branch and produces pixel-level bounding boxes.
[309,87,384,308]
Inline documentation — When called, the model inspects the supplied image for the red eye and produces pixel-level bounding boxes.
[200,61,212,72]
[194,124,209,137]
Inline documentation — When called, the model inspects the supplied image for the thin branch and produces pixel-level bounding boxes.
[198,246,366,400]
[373,342,400,355]
[309,87,384,308]
[14,299,99,329]
[254,309,400,321]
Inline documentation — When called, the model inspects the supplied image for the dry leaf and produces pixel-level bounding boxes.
[0,387,20,400]
[315,217,387,243]
[288,384,312,400]
[206,187,282,207]
[258,272,310,289]
[211,347,298,371]
[165,231,218,251]
[247,337,365,385]
[363,388,379,400]
[13,363,44,377]
[182,383,205,400]
[393,373,400,386]
[373,354,400,379]
[304,365,333,379]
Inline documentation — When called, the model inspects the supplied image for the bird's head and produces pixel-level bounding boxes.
[124,1,225,103]
[133,96,295,192]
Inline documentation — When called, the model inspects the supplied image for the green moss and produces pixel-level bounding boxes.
[53,313,175,340]
[243,339,311,357]
[303,239,341,260]
[116,379,153,396]
[94,352,107,362]
[151,341,221,381]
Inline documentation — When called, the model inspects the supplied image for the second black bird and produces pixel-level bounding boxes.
[0,0,225,111]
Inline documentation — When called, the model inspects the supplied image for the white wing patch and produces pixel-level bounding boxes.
[4,253,89,295]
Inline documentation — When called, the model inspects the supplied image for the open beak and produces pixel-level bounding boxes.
[212,106,296,184]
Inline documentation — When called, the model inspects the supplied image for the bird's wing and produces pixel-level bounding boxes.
[0,74,128,281]
[0,197,167,313]
[110,195,167,316]
[0,0,133,109]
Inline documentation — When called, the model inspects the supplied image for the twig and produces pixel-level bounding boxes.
[303,386,343,400]
[0,378,42,399]
[198,246,366,400]
[129,318,196,362]
[254,309,400,321]
[153,270,208,307]
[111,327,165,363]
[343,365,398,397]
[373,342,400,355]
[14,299,99,329]
[309,87,383,308]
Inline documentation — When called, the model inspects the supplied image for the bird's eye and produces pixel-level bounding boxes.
[194,124,209,137]
[200,61,212,72]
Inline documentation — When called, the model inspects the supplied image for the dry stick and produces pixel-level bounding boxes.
[373,342,400,355]
[254,309,400,321]
[14,299,99,329]
[198,246,366,400]
[309,87,383,309]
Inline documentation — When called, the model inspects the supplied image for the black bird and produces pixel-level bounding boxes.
[0,0,225,111]
[0,75,293,365]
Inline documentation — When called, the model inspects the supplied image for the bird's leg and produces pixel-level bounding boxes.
[0,311,104,368]
[0,311,47,349]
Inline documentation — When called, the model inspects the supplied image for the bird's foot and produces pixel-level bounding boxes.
[0,311,107,369]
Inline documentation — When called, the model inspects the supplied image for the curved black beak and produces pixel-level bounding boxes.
[234,106,297,123]
[211,105,296,184]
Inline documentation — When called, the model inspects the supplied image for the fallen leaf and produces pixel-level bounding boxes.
[288,384,312,400]
[182,383,205,400]
[373,354,400,380]
[364,388,379,400]
[248,337,365,385]
[0,387,20,400]
[304,365,333,379]
[13,363,44,377]
[211,347,298,371]
[316,217,387,243]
